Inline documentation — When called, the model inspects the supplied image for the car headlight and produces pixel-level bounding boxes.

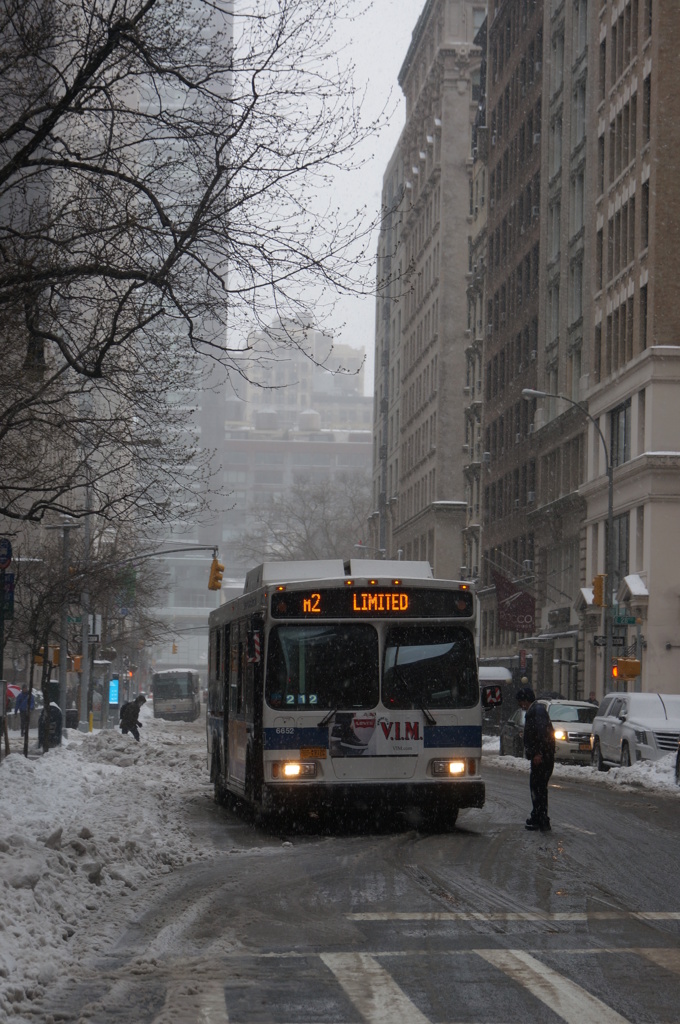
[553,728,567,741]
[634,730,648,744]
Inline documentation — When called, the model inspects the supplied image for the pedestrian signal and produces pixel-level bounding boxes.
[592,574,606,606]
[208,556,224,590]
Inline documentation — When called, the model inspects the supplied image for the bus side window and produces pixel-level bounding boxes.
[221,625,229,715]
[230,630,244,714]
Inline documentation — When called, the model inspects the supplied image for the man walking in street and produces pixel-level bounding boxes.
[516,686,555,832]
[119,694,146,742]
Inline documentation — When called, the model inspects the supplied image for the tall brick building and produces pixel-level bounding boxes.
[372,0,680,699]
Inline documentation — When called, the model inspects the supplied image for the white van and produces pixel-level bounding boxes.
[591,691,680,769]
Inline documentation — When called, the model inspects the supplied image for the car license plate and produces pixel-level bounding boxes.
[579,743,590,751]
[300,747,327,759]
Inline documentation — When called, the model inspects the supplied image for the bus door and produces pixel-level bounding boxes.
[227,619,248,788]
[208,625,229,767]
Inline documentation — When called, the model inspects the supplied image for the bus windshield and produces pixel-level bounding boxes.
[153,673,195,699]
[265,624,379,711]
[382,625,478,710]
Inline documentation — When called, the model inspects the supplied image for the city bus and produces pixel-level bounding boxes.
[151,669,201,721]
[206,560,500,826]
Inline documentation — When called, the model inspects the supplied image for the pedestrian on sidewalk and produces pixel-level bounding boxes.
[15,684,34,738]
[516,686,555,832]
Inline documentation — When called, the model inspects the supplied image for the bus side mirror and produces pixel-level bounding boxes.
[481,685,503,708]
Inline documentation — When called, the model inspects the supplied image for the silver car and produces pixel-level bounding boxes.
[538,699,598,765]
[591,692,680,769]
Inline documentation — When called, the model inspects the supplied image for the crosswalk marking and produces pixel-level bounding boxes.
[152,979,229,1024]
[321,951,431,1024]
[347,910,680,922]
[476,949,632,1024]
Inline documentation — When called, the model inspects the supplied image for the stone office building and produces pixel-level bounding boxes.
[370,0,487,576]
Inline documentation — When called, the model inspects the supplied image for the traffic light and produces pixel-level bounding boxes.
[172,642,178,654]
[592,574,606,606]
[208,556,224,590]
[613,656,641,679]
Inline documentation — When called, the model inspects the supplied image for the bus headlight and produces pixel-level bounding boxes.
[271,761,318,779]
[431,759,467,776]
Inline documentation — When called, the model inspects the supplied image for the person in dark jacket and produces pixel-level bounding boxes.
[15,684,35,737]
[119,694,146,741]
[516,686,555,832]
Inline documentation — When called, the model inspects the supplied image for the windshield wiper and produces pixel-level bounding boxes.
[393,664,437,726]
[318,707,338,728]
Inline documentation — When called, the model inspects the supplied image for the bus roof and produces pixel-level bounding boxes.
[244,559,434,594]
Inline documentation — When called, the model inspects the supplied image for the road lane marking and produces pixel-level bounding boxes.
[321,951,430,1024]
[347,910,680,922]
[636,947,680,976]
[475,948,631,1024]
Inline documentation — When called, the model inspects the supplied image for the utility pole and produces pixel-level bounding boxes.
[79,479,92,731]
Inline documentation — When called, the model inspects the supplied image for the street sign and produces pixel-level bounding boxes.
[68,615,82,624]
[88,633,100,643]
[614,615,637,625]
[0,538,12,570]
[595,634,627,647]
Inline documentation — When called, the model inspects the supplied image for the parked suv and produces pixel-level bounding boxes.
[539,699,598,765]
[591,692,680,770]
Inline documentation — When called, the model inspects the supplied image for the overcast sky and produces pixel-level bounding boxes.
[327,0,427,396]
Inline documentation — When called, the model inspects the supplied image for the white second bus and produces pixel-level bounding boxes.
[152,669,201,721]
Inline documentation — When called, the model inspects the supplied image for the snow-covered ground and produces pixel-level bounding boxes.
[482,733,680,793]
[0,712,678,1021]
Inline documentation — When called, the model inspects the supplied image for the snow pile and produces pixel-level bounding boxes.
[483,733,680,794]
[0,707,212,1020]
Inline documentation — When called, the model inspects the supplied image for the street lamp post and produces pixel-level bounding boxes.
[522,389,614,696]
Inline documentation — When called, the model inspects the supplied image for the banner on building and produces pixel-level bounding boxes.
[492,571,535,633]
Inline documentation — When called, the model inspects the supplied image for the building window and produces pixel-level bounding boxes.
[641,178,650,249]
[640,283,648,348]
[571,170,584,236]
[550,200,561,259]
[546,283,559,344]
[572,80,587,148]
[551,115,563,176]
[573,0,588,56]
[643,75,651,144]
[570,257,583,323]
[611,399,631,467]
[552,30,564,94]
[608,512,630,595]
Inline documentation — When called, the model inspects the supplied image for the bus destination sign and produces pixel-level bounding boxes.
[270,587,473,619]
